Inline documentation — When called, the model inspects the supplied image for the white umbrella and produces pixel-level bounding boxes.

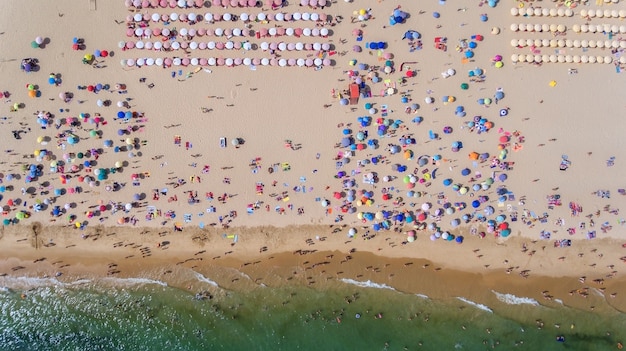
[261,57,269,66]
[208,57,216,66]
[155,57,163,66]
[170,13,179,21]
[189,41,198,50]
[133,13,143,22]
[233,28,242,36]
[171,41,180,50]
[296,58,305,66]
[205,13,213,22]
[302,12,310,21]
[188,13,197,21]
[243,57,251,66]
[260,42,269,50]
[320,28,329,36]
[269,27,277,36]
[278,58,287,66]
[223,13,232,21]
[180,28,188,36]
[240,13,248,22]
[151,13,160,22]
[215,28,223,36]
[293,12,301,20]
[278,42,286,51]
[225,58,234,66]
[303,28,311,36]
[275,13,284,21]
[146,58,155,65]
[257,13,266,21]
[295,42,304,50]
[173,57,182,65]
[191,58,199,65]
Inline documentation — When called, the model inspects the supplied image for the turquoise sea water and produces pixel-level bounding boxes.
[0,275,624,351]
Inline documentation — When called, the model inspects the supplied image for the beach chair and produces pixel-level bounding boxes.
[349,83,360,105]
[184,214,192,223]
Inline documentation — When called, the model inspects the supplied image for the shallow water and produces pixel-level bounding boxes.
[0,275,623,351]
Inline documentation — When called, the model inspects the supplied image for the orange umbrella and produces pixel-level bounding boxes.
[468,152,479,160]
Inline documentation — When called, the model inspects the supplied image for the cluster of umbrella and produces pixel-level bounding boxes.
[389,8,408,26]
[30,36,45,49]
[353,8,372,22]
[401,30,420,40]
[125,0,206,9]
[26,83,40,99]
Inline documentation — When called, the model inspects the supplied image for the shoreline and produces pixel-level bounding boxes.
[1,222,625,315]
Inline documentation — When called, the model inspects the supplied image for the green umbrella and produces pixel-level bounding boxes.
[15,212,25,220]
[3,219,11,226]
[77,152,84,159]
[460,83,469,90]
[89,130,98,138]
[31,41,39,49]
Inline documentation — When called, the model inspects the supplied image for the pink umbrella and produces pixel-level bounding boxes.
[197,28,206,36]
[320,13,327,22]
[323,58,330,66]
[216,42,225,50]
[230,0,237,6]
[270,58,277,66]
[214,13,222,21]
[198,42,207,49]
[288,58,296,66]
[265,0,272,5]
[294,28,303,36]
[169,0,177,7]
[205,28,213,36]
[224,28,233,36]
[221,0,228,7]
[151,0,159,6]
[162,28,170,36]
[152,27,161,36]
[239,0,246,6]
[247,0,256,6]
[162,41,171,49]
[260,28,268,37]
[188,28,196,37]
[212,0,220,5]
[126,28,134,37]
[252,57,261,65]
[310,0,318,6]
[300,0,307,5]
[234,57,243,65]
[269,42,278,50]
[199,58,208,65]
[305,58,313,66]
[322,43,330,50]
[195,0,204,6]
[312,28,320,37]
[180,41,188,49]
[164,57,173,66]
[277,27,286,36]
[180,13,187,21]
[181,58,190,66]
[216,57,225,65]
[285,13,292,21]
[305,43,313,50]
[160,0,167,7]
[125,41,135,49]
[233,41,242,49]
[161,14,169,21]
[267,13,275,21]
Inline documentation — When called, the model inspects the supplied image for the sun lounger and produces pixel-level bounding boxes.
[349,83,359,105]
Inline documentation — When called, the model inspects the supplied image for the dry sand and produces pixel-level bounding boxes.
[0,0,625,313]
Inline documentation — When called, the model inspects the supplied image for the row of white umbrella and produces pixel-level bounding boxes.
[126,0,329,9]
[512,38,626,49]
[120,56,332,67]
[510,7,574,17]
[510,54,622,64]
[579,8,626,19]
[128,26,330,38]
[572,23,626,34]
[121,40,332,51]
[510,23,567,33]
[131,11,328,24]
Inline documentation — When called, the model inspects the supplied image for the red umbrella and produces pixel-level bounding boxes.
[333,192,342,199]
[406,70,415,77]
[382,193,391,200]
[99,205,107,211]
[499,136,509,143]
[498,223,508,229]
[417,213,426,221]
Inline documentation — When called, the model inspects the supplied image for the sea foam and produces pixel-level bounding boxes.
[456,297,493,313]
[492,290,540,306]
[340,278,396,291]
[193,272,219,288]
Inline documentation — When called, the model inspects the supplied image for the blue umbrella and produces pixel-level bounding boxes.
[340,98,349,105]
[468,41,477,49]
[117,111,125,118]
[472,200,480,208]
[48,77,56,85]
[495,91,504,100]
[433,12,440,18]
[124,111,132,119]
[465,51,474,58]
[443,179,452,186]
[455,236,464,243]
[480,14,488,22]
[499,109,508,117]
[461,168,471,176]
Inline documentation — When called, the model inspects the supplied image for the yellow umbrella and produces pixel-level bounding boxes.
[549,80,557,87]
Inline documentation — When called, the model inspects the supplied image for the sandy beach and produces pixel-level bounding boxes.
[0,0,625,340]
